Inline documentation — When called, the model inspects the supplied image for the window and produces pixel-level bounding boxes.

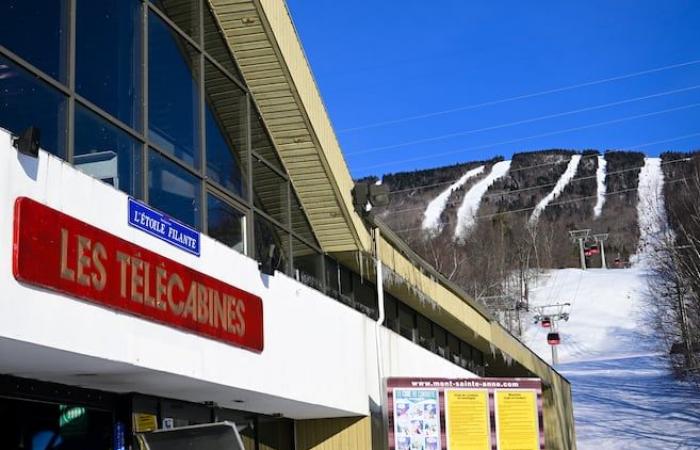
[434,326,448,358]
[253,157,288,226]
[205,60,247,198]
[0,0,68,82]
[149,150,202,228]
[0,56,67,157]
[251,111,284,171]
[291,192,318,246]
[384,294,399,332]
[417,315,434,351]
[324,257,340,295]
[398,303,415,341]
[339,264,353,298]
[448,334,461,366]
[353,274,378,318]
[292,236,323,290]
[460,342,473,369]
[203,6,244,82]
[254,214,289,275]
[161,398,210,427]
[76,0,141,129]
[148,11,200,168]
[0,397,113,450]
[74,105,142,196]
[153,0,201,43]
[207,193,245,253]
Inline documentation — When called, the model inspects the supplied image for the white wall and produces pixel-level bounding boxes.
[0,131,474,419]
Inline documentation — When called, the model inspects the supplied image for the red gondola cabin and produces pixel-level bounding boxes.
[547,332,561,345]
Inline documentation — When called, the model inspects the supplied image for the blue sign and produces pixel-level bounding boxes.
[128,198,200,256]
[114,421,125,450]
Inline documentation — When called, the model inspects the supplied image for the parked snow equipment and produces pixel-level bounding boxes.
[547,332,561,345]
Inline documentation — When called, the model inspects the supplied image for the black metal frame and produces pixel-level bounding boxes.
[0,0,324,276]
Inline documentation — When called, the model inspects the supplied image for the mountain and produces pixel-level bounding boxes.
[370,148,700,325]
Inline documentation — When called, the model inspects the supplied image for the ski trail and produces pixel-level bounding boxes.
[422,165,485,233]
[593,155,607,218]
[631,158,669,267]
[453,160,511,239]
[528,154,582,225]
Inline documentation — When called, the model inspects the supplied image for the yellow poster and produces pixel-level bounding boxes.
[445,390,490,450]
[133,413,158,432]
[495,390,539,450]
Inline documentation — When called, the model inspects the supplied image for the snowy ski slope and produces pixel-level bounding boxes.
[632,157,668,266]
[422,165,485,233]
[522,164,700,448]
[592,155,607,218]
[454,160,511,239]
[524,268,700,449]
[529,154,582,225]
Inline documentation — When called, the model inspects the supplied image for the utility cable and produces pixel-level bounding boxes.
[354,103,700,172]
[349,85,700,155]
[388,155,692,216]
[390,176,689,234]
[386,131,700,195]
[339,58,700,133]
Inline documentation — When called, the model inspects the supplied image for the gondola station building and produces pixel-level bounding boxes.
[0,1,576,449]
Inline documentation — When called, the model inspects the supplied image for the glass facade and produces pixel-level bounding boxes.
[76,0,142,129]
[385,294,487,375]
[74,104,142,196]
[0,0,485,378]
[0,56,67,157]
[0,0,322,273]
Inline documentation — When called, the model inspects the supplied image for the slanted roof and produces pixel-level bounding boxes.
[210,0,371,253]
[209,0,570,389]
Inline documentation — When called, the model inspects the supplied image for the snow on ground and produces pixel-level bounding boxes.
[454,160,511,239]
[529,154,582,225]
[632,157,668,267]
[593,155,607,218]
[422,165,485,233]
[524,268,700,449]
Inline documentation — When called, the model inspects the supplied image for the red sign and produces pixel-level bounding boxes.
[13,197,264,352]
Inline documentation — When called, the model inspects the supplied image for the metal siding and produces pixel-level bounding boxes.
[295,417,372,450]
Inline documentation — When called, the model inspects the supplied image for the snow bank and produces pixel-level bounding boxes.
[422,165,485,233]
[453,160,511,239]
[631,158,669,267]
[592,155,607,218]
[528,154,581,225]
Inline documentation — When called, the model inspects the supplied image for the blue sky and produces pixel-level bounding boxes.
[286,0,700,178]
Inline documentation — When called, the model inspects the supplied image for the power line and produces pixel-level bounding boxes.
[391,158,652,214]
[388,158,681,216]
[388,155,591,195]
[389,174,690,234]
[385,131,700,195]
[354,102,700,172]
[339,58,700,133]
[348,84,700,156]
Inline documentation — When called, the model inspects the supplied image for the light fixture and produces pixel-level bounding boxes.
[13,126,40,158]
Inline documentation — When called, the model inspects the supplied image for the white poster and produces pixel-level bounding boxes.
[393,388,441,450]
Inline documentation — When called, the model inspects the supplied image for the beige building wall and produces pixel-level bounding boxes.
[296,417,372,450]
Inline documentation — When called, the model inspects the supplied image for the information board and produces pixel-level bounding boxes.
[393,389,441,450]
[387,378,544,450]
[495,391,539,450]
[445,390,490,450]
